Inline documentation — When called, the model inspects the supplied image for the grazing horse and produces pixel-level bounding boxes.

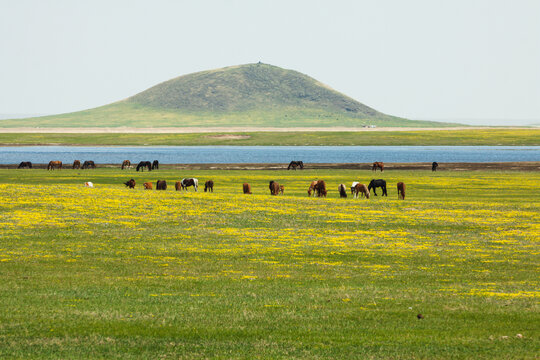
[308,180,318,196]
[372,162,384,172]
[204,180,214,192]
[279,185,284,195]
[353,183,370,199]
[124,178,136,189]
[84,182,94,188]
[368,179,387,196]
[288,161,304,170]
[156,180,167,190]
[269,181,280,195]
[314,180,327,197]
[152,160,159,170]
[338,184,347,198]
[81,161,96,169]
[432,162,439,171]
[136,161,152,172]
[181,178,198,191]
[18,162,32,169]
[47,161,62,170]
[144,182,153,190]
[243,183,252,194]
[397,182,406,200]
[350,182,359,195]
[121,160,131,170]
[72,160,81,169]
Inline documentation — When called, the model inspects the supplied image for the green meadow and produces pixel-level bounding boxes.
[0,168,538,358]
[0,129,538,146]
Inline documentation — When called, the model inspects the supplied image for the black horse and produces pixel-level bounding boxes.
[18,161,32,169]
[204,180,214,192]
[288,161,304,170]
[136,161,152,172]
[156,180,167,190]
[81,160,96,169]
[368,179,387,196]
[432,162,439,171]
[152,160,159,170]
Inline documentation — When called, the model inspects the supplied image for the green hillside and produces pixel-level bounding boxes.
[0,63,457,128]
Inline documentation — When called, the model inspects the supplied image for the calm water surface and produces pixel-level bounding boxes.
[0,146,539,164]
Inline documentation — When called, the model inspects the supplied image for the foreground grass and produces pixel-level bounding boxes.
[0,168,538,358]
[0,128,538,146]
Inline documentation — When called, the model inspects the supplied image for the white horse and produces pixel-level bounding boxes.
[84,182,94,188]
[181,178,198,192]
[350,182,359,195]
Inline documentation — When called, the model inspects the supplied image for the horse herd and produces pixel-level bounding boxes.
[122,177,406,199]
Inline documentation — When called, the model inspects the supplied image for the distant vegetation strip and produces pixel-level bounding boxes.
[0,129,538,146]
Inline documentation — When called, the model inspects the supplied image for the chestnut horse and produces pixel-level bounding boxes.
[243,183,252,194]
[144,182,153,190]
[121,160,131,170]
[397,182,406,200]
[47,161,62,170]
[314,180,327,197]
[73,160,81,169]
[279,185,284,195]
[308,180,318,196]
[372,162,384,172]
[353,183,370,199]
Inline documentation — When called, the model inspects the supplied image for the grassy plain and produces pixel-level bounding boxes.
[0,168,538,358]
[0,128,538,146]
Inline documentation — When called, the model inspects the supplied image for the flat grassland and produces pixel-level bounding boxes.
[0,168,538,358]
[0,128,539,146]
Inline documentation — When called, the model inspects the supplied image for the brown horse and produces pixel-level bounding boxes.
[143,182,153,190]
[314,180,327,197]
[269,181,280,195]
[156,180,167,190]
[72,160,81,169]
[121,160,131,170]
[81,161,96,169]
[307,180,318,196]
[279,185,284,195]
[204,180,214,192]
[124,178,136,189]
[397,182,406,200]
[47,161,62,170]
[354,183,370,199]
[175,181,182,191]
[372,162,384,172]
[338,184,347,198]
[243,183,252,194]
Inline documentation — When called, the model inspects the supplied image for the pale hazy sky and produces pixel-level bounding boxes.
[1,0,539,125]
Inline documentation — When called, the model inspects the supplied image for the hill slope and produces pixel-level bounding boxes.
[0,63,455,128]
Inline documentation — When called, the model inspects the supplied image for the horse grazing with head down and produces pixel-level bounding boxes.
[81,161,96,169]
[136,161,152,172]
[124,178,136,189]
[338,184,347,198]
[397,182,406,200]
[368,179,387,196]
[152,160,159,170]
[181,178,198,191]
[204,180,214,192]
[314,180,327,197]
[18,161,32,169]
[243,183,252,194]
[121,160,131,170]
[288,161,304,170]
[47,161,62,170]
[432,162,438,171]
[84,182,94,188]
[156,180,167,190]
[307,180,318,196]
[72,160,81,169]
[269,181,280,196]
[144,182,153,190]
[372,162,384,172]
[353,183,370,199]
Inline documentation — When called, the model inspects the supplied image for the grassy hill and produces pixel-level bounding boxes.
[0,63,457,128]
